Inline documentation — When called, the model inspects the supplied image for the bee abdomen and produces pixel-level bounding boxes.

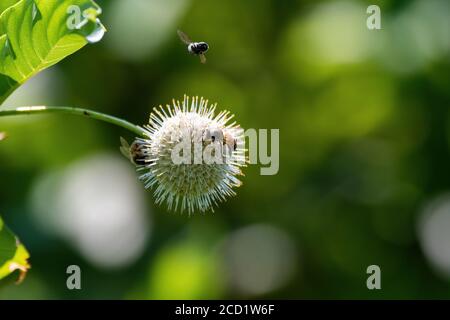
[188,42,208,55]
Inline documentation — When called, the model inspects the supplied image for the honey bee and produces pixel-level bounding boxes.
[223,131,238,152]
[177,29,209,64]
[203,128,237,155]
[120,137,147,166]
[202,127,223,144]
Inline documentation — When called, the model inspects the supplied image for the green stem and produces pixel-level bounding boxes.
[0,106,147,137]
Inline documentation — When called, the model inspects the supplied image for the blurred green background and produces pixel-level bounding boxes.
[1,0,450,299]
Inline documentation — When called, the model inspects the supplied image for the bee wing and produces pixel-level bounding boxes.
[199,53,207,64]
[119,137,132,161]
[177,29,192,45]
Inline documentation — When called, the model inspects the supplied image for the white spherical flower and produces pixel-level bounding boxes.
[123,96,246,213]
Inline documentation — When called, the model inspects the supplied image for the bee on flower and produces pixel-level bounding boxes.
[120,96,246,214]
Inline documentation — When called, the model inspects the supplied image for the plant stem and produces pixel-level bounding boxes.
[0,106,147,137]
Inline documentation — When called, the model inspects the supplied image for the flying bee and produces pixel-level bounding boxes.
[120,137,147,166]
[177,29,209,64]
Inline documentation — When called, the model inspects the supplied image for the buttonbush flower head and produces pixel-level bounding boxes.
[124,96,246,214]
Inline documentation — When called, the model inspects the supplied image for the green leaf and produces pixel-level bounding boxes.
[0,0,105,105]
[0,216,30,283]
[0,1,20,16]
